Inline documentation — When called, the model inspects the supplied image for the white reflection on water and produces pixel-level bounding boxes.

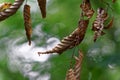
[108,64,116,70]
[7,24,60,80]
[8,40,49,62]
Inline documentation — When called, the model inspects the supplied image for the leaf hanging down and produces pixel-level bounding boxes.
[23,4,32,45]
[66,69,76,80]
[80,0,94,19]
[0,3,12,12]
[74,51,84,80]
[65,50,84,80]
[37,0,46,18]
[92,8,113,42]
[38,19,89,55]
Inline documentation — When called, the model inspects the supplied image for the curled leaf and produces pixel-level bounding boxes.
[80,0,94,19]
[74,51,84,80]
[66,69,76,80]
[38,19,89,55]
[37,0,46,18]
[23,4,32,45]
[92,8,112,42]
[66,50,84,80]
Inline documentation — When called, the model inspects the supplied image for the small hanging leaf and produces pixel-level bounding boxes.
[80,0,94,19]
[92,8,113,42]
[66,69,76,80]
[0,3,12,12]
[74,51,84,80]
[38,19,89,55]
[37,0,46,18]
[65,50,84,80]
[23,4,32,45]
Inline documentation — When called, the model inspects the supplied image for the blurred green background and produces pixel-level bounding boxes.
[0,0,120,80]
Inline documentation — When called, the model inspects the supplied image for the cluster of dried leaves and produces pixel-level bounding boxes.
[23,0,46,45]
[37,0,93,55]
[0,0,115,46]
[37,0,115,79]
[38,19,89,55]
[0,0,117,79]
[0,0,46,45]
[38,0,114,55]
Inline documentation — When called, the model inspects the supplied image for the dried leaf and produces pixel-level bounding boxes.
[92,8,109,42]
[65,51,84,80]
[74,51,84,80]
[66,69,76,80]
[23,4,32,45]
[38,19,89,55]
[80,0,94,19]
[37,0,46,18]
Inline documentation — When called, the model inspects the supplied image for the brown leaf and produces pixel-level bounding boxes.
[66,69,76,80]
[80,0,94,19]
[74,51,84,80]
[65,50,84,80]
[92,8,108,42]
[37,0,46,18]
[23,4,32,45]
[38,19,89,55]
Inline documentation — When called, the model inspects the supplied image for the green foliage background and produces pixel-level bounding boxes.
[0,0,120,80]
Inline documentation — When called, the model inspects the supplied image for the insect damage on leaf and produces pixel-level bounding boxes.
[23,4,32,45]
[38,20,89,55]
[37,0,46,18]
